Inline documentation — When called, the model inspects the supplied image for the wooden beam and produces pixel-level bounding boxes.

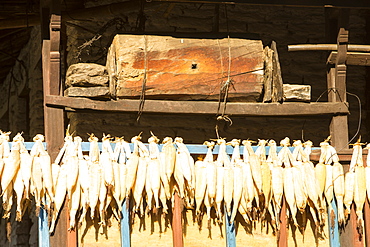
[328,52,370,66]
[45,96,350,116]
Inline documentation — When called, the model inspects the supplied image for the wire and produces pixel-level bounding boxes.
[301,88,362,156]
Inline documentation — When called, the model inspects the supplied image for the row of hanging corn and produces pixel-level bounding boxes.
[0,130,369,236]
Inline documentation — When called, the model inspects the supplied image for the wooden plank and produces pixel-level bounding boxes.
[38,206,50,247]
[327,52,370,66]
[278,198,288,247]
[172,192,183,247]
[225,206,236,247]
[121,200,131,247]
[45,96,350,116]
[328,199,340,247]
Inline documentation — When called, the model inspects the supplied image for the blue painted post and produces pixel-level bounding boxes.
[225,205,236,247]
[121,200,131,247]
[328,199,340,247]
[38,206,50,247]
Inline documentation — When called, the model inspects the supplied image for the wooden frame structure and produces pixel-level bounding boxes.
[39,1,370,247]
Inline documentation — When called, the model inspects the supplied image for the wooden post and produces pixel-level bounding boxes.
[172,192,183,247]
[328,28,349,150]
[278,198,288,247]
[41,0,70,246]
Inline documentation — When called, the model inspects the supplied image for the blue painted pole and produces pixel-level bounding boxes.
[225,205,236,247]
[38,206,50,247]
[328,198,340,247]
[121,197,131,247]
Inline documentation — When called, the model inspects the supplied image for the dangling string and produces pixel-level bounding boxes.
[137,34,147,122]
[215,5,233,138]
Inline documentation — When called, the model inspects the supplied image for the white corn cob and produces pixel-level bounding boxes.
[50,164,67,233]
[161,137,176,185]
[0,131,11,182]
[269,140,283,215]
[229,139,243,223]
[126,136,140,197]
[133,149,148,214]
[68,179,81,231]
[39,138,54,203]
[353,140,366,236]
[100,135,114,189]
[159,182,168,214]
[117,139,128,205]
[158,140,171,200]
[280,138,299,227]
[1,135,21,194]
[2,181,13,219]
[243,140,262,195]
[98,171,108,225]
[195,143,212,214]
[366,144,370,206]
[230,161,243,223]
[19,141,32,199]
[343,170,355,219]
[66,139,79,199]
[223,164,234,215]
[148,135,161,209]
[174,137,193,189]
[88,135,101,219]
[14,168,24,221]
[333,160,345,225]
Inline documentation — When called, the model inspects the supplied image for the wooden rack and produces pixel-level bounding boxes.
[40,1,368,245]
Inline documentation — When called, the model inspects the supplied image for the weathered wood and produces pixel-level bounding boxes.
[328,28,349,150]
[271,41,284,102]
[64,86,110,98]
[45,95,350,116]
[262,46,273,102]
[106,35,264,101]
[42,3,70,246]
[283,84,311,101]
[327,52,370,66]
[172,192,183,247]
[278,198,288,247]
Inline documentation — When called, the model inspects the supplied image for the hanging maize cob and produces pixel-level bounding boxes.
[243,140,262,196]
[366,144,370,206]
[352,139,366,236]
[161,137,176,193]
[269,139,283,229]
[328,145,345,226]
[126,135,140,197]
[195,142,212,215]
[229,139,244,223]
[133,135,149,215]
[300,141,321,226]
[148,134,162,210]
[88,134,101,220]
[0,131,11,188]
[1,134,21,195]
[215,138,228,221]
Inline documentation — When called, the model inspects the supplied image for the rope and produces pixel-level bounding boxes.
[137,35,148,122]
